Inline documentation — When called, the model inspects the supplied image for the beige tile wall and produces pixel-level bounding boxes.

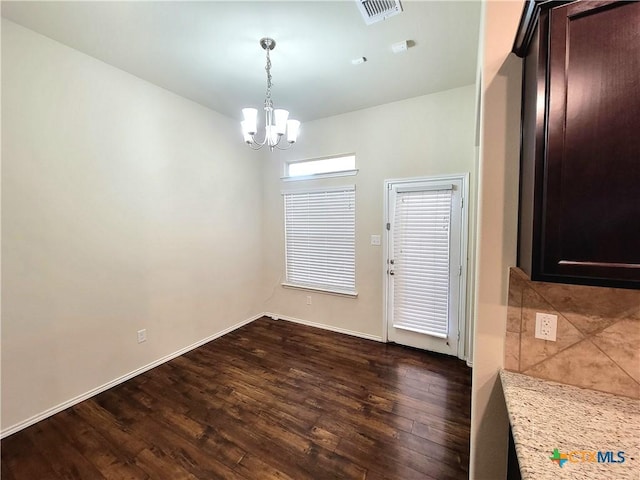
[505,267,640,398]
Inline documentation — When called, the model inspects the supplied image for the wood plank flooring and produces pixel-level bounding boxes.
[1,317,472,479]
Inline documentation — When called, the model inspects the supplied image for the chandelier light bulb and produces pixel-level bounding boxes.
[274,109,289,135]
[242,108,258,135]
[286,120,300,144]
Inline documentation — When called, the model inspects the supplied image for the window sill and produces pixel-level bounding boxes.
[281,169,359,182]
[281,283,358,298]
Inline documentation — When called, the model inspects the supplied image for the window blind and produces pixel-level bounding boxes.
[392,187,452,338]
[283,186,356,294]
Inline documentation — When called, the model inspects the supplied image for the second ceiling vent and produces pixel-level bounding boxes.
[355,0,403,25]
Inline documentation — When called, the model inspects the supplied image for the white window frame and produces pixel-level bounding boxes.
[282,153,358,181]
[281,185,357,297]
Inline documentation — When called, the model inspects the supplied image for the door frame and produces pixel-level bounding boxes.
[382,173,470,361]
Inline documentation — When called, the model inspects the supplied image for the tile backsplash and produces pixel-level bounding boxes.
[505,267,640,398]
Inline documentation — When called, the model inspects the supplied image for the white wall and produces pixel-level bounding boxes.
[261,86,477,345]
[469,1,523,478]
[1,19,263,433]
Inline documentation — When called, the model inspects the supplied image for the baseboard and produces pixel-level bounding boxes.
[266,312,384,343]
[1,312,383,438]
[0,313,263,439]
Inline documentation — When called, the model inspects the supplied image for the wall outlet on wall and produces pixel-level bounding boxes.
[535,313,557,341]
[306,295,312,305]
[137,329,147,343]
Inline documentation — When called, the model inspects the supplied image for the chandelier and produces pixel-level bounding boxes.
[241,38,300,151]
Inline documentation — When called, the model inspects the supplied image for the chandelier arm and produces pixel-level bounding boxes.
[273,139,294,151]
[247,142,265,150]
[247,132,268,148]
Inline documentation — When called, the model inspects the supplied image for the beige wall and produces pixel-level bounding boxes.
[261,85,477,347]
[1,20,263,432]
[506,267,640,398]
[469,1,524,479]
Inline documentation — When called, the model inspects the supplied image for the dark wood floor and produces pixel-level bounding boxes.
[1,317,472,480]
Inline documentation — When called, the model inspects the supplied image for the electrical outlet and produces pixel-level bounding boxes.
[370,235,381,246]
[306,296,312,305]
[137,329,147,343]
[535,313,557,341]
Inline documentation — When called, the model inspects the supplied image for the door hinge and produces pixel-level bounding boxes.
[461,197,464,208]
[458,265,462,276]
[457,331,460,341]
[386,222,390,231]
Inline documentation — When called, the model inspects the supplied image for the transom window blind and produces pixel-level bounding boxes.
[283,186,356,294]
[392,186,453,338]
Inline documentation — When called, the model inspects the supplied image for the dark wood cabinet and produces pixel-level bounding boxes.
[514,0,640,289]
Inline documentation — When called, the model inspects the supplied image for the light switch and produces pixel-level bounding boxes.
[370,235,381,246]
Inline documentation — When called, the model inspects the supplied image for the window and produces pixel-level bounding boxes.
[284,154,357,180]
[282,186,356,295]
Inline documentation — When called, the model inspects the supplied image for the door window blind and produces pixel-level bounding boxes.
[283,186,356,294]
[392,187,452,338]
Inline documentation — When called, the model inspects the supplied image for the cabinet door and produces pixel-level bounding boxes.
[540,1,640,287]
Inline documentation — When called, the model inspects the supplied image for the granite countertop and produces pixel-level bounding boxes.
[500,370,639,480]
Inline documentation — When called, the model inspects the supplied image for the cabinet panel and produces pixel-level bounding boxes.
[546,1,640,282]
[516,0,640,289]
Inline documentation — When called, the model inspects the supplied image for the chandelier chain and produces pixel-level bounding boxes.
[265,47,272,100]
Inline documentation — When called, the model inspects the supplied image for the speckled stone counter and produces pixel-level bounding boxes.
[500,370,639,479]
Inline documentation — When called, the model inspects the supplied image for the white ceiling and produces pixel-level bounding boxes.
[1,0,481,122]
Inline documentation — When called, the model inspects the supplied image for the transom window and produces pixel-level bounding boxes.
[285,154,357,179]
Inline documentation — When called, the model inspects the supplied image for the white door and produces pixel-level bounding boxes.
[385,175,467,357]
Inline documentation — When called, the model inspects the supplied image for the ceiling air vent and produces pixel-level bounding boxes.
[356,0,403,25]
